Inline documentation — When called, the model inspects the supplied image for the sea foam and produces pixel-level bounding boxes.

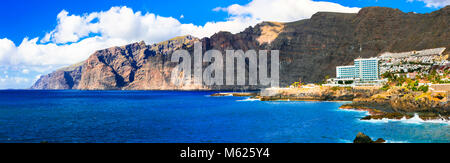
[362,114,450,125]
[237,98,260,102]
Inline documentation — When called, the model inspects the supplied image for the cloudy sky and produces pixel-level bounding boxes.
[0,0,448,89]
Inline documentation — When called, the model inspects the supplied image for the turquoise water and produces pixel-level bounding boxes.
[0,90,448,143]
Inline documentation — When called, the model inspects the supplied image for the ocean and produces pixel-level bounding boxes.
[0,90,448,143]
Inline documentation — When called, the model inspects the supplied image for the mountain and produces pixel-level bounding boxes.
[31,6,450,90]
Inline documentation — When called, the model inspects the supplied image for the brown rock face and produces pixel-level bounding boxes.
[75,36,208,90]
[32,6,450,90]
[31,62,83,89]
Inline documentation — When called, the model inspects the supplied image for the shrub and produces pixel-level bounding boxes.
[381,84,390,91]
[331,86,340,91]
[418,85,429,92]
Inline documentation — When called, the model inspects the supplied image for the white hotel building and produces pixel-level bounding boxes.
[328,57,382,86]
[353,58,380,81]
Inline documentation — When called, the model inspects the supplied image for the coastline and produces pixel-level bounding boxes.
[211,86,449,122]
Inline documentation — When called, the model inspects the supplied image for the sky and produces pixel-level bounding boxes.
[0,0,448,89]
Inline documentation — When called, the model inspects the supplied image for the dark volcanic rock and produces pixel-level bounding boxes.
[354,132,374,143]
[374,138,387,143]
[354,132,385,143]
[32,6,450,90]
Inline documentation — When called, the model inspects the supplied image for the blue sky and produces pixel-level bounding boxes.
[0,0,448,89]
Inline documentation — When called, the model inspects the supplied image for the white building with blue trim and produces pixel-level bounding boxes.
[328,57,382,86]
[354,58,380,81]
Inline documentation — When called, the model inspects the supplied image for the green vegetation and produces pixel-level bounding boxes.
[423,69,450,84]
[290,78,304,88]
[418,85,429,92]
[337,80,353,85]
[406,79,419,91]
[381,84,390,91]
[317,75,330,86]
[290,82,302,88]
[381,67,448,92]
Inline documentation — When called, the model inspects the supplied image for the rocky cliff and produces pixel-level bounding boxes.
[31,62,83,89]
[32,6,450,90]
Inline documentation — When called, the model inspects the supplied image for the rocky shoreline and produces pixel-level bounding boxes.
[339,87,449,121]
[339,103,449,121]
[212,86,449,122]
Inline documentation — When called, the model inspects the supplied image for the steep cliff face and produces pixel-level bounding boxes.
[32,6,450,90]
[31,62,83,89]
[273,6,449,85]
[75,36,207,90]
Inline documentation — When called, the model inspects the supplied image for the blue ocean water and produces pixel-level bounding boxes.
[0,90,448,143]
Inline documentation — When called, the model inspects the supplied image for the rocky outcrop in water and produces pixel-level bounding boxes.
[353,132,386,143]
[32,6,450,90]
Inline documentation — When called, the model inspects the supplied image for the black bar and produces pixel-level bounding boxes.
[1,143,447,161]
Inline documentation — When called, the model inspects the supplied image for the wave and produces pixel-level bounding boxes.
[339,139,409,143]
[338,139,353,143]
[385,140,409,143]
[237,98,260,102]
[361,114,450,125]
[207,94,233,97]
[337,109,371,115]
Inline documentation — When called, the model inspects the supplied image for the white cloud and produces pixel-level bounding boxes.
[41,10,99,43]
[41,7,184,44]
[0,76,29,85]
[22,69,30,74]
[214,0,360,22]
[200,0,360,36]
[0,0,360,88]
[407,0,450,8]
[212,7,223,12]
[12,36,128,66]
[0,38,16,65]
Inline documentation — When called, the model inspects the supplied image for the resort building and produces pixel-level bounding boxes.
[326,57,381,86]
[354,58,380,81]
[336,65,355,79]
[336,57,380,81]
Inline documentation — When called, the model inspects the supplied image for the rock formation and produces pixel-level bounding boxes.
[341,87,450,120]
[32,6,450,90]
[31,62,83,89]
[353,132,386,143]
